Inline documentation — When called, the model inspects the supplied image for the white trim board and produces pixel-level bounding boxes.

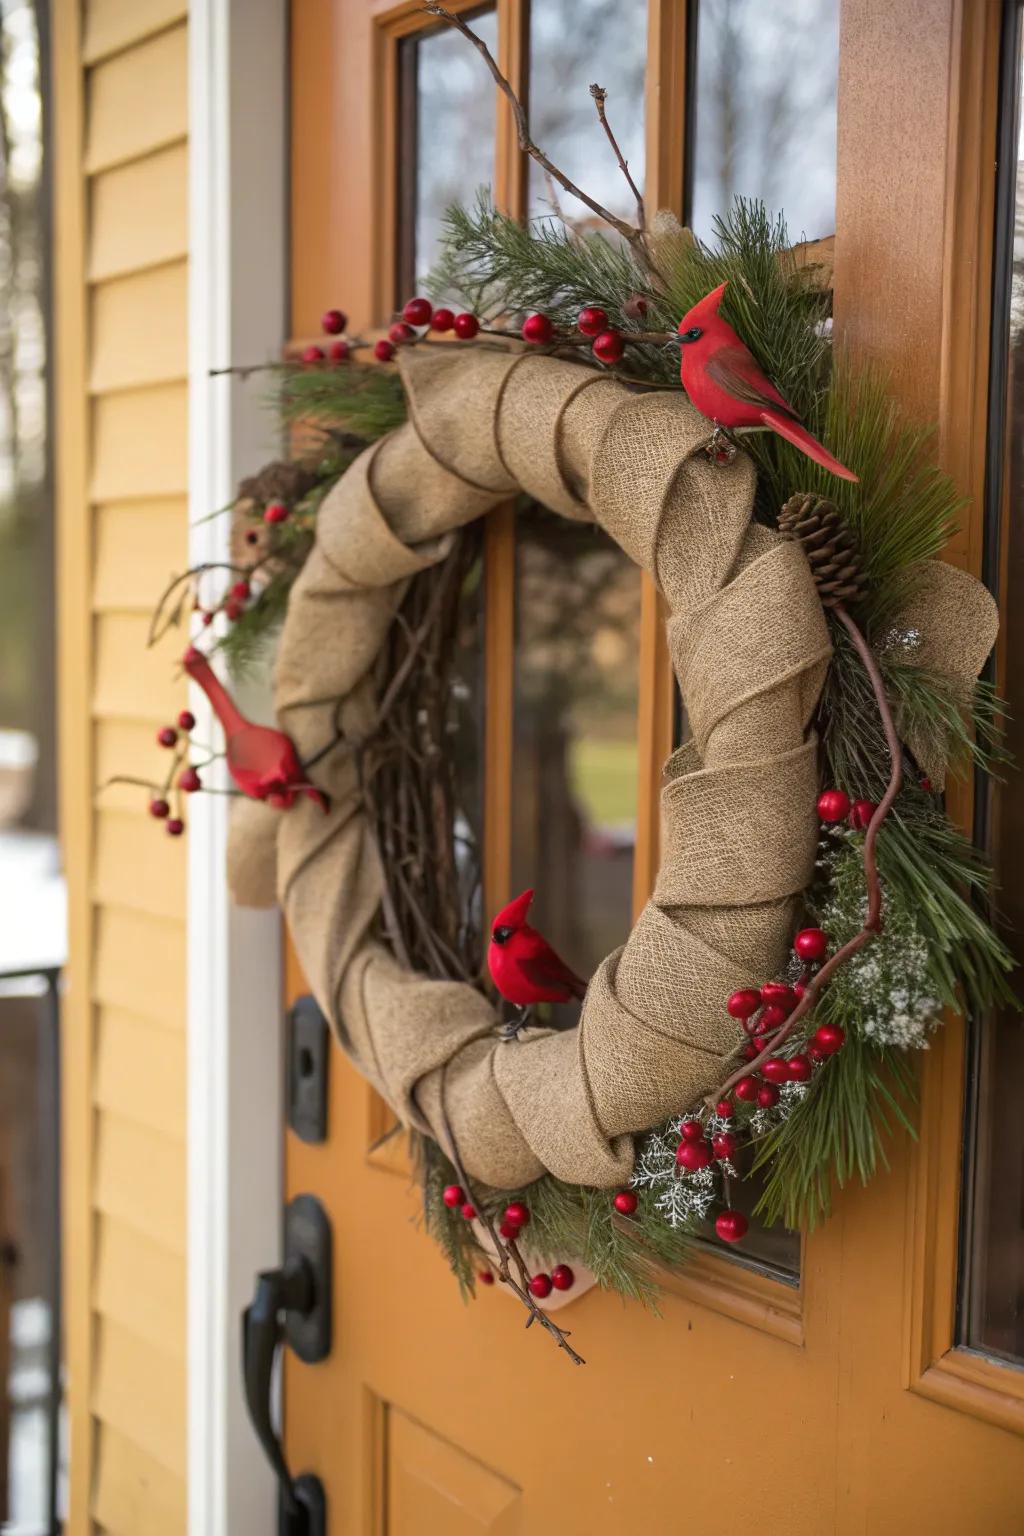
[187,5,287,1533]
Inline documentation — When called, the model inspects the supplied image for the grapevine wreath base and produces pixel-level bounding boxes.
[228,344,996,1194]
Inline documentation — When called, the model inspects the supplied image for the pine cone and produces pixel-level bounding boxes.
[236,459,321,509]
[777,492,868,608]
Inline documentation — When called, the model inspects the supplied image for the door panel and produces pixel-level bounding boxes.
[281,2,1024,1531]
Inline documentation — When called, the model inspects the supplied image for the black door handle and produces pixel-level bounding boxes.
[241,1195,331,1535]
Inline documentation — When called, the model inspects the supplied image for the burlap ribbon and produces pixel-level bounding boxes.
[226,346,990,1189]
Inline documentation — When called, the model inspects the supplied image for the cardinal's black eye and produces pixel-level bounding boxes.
[679,325,703,344]
[493,925,512,945]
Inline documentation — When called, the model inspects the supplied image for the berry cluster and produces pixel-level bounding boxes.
[442,1185,575,1297]
[145,709,201,837]
[196,576,254,626]
[816,786,878,832]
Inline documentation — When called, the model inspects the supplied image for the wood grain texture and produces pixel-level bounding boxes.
[92,1423,187,1536]
[92,1316,186,1477]
[89,260,188,392]
[88,143,189,281]
[83,0,188,66]
[57,4,191,1528]
[84,23,188,173]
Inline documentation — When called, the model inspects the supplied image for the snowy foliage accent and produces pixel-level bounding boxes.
[817,837,943,1049]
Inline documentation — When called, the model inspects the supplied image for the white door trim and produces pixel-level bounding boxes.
[187,4,288,1532]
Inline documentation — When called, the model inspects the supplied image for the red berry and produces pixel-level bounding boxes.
[807,1043,826,1062]
[794,927,829,962]
[503,1201,530,1229]
[442,1183,465,1208]
[166,818,185,837]
[920,776,933,793]
[813,1023,846,1056]
[715,1099,733,1118]
[224,599,242,622]
[149,797,170,819]
[551,1263,575,1291]
[178,710,196,731]
[402,296,433,326]
[328,339,350,362]
[760,982,797,1010]
[264,501,289,524]
[758,1002,790,1031]
[849,798,877,830]
[592,329,624,364]
[676,1140,712,1171]
[388,321,415,345]
[302,344,324,363]
[742,1041,761,1061]
[157,726,177,748]
[679,1119,704,1142]
[529,1273,552,1299]
[201,612,214,626]
[522,312,554,344]
[788,1054,813,1082]
[734,1075,759,1102]
[727,988,761,1021]
[613,1189,638,1216]
[453,312,479,339]
[624,293,649,318]
[231,580,251,601]
[460,1202,477,1220]
[478,1269,495,1286]
[817,788,851,822]
[757,1084,780,1108]
[321,308,347,334]
[712,1131,737,1160]
[374,339,396,362]
[760,1058,790,1084]
[498,1220,519,1239]
[431,307,455,332]
[179,766,202,793]
[715,1209,749,1243]
[577,305,608,336]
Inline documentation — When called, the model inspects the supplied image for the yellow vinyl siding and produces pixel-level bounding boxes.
[55,2,190,1530]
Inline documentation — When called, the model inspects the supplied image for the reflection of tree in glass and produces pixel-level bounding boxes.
[689,0,839,244]
[527,0,646,228]
[512,506,640,999]
[413,10,500,287]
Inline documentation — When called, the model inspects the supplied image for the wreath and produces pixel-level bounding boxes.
[121,11,1010,1364]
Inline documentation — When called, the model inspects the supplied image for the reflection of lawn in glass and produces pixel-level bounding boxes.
[570,737,638,829]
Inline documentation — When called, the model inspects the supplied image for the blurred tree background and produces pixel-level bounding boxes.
[0,0,51,831]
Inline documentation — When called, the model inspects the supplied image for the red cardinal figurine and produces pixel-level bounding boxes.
[487,889,587,1037]
[183,646,329,812]
[677,282,858,482]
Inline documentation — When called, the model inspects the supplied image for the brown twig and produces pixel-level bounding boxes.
[589,83,645,232]
[437,1084,585,1366]
[422,4,656,281]
[711,601,903,1102]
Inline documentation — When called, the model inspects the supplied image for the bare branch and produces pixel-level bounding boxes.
[589,83,645,232]
[422,4,653,274]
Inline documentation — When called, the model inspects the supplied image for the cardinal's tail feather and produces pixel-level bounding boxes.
[761,409,859,483]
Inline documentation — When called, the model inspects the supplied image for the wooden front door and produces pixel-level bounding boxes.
[281,2,1024,1530]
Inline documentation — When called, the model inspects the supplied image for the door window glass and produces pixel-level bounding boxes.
[396,6,499,299]
[509,507,640,1028]
[960,8,1024,1367]
[688,0,840,243]
[527,0,646,227]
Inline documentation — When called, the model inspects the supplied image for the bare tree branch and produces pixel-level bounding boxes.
[589,83,645,232]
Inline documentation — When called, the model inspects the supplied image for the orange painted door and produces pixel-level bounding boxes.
[281,3,1024,1531]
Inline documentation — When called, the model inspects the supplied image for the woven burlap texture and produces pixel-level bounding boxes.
[227,345,834,1188]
